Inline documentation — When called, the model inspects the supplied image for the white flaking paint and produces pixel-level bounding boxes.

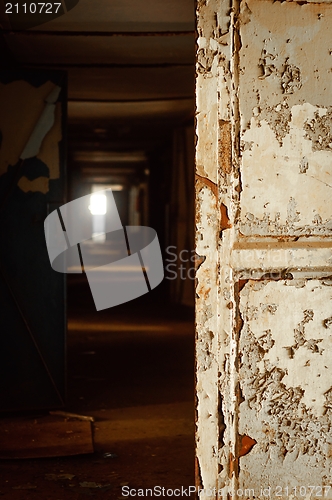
[239,280,332,494]
[240,280,332,416]
[196,0,332,497]
[195,186,220,495]
[240,104,332,235]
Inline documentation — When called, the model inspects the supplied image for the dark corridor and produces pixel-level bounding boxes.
[1,278,195,497]
[0,0,196,496]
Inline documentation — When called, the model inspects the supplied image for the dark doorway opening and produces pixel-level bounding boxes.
[0,0,196,493]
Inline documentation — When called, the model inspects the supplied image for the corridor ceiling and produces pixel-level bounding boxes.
[0,0,195,157]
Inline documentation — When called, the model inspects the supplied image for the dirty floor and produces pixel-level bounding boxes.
[0,277,195,499]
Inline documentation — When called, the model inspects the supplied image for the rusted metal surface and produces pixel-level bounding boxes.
[195,0,332,498]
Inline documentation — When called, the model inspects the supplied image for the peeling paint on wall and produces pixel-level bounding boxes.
[0,80,62,192]
[17,175,50,194]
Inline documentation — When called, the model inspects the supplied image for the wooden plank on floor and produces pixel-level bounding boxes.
[0,415,94,459]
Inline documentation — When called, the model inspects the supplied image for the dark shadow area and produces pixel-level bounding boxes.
[0,0,196,493]
[0,277,195,498]
[67,274,194,411]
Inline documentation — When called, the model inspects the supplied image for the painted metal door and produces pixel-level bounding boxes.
[0,70,66,411]
[195,1,332,497]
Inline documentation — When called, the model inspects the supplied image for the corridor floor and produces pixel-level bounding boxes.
[0,277,195,499]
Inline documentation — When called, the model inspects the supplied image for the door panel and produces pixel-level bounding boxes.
[195,0,332,494]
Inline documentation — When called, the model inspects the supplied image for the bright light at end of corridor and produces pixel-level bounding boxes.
[89,193,107,215]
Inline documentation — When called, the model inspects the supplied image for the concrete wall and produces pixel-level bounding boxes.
[195,1,332,497]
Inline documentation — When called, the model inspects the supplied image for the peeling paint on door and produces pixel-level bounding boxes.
[239,280,332,492]
[195,0,332,497]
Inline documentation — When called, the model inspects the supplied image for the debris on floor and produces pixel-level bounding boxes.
[45,473,76,481]
[12,483,37,490]
[79,481,111,488]
[73,481,113,494]
[103,452,118,459]
[0,414,94,459]
[49,410,95,422]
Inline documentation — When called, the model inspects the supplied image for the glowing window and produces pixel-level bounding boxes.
[89,193,107,215]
